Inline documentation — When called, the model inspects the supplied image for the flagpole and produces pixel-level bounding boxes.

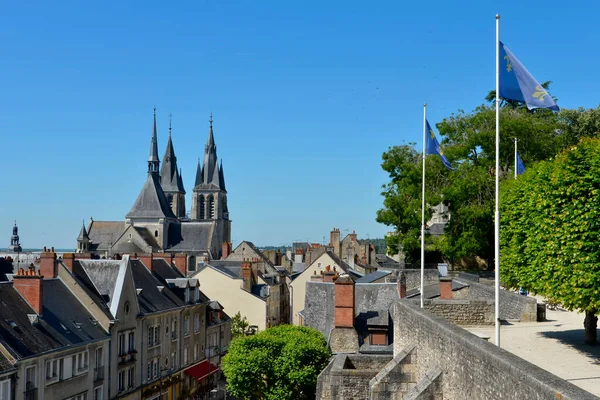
[421,103,427,309]
[514,138,517,179]
[495,14,501,347]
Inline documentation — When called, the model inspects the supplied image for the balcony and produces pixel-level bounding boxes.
[94,366,105,382]
[118,351,137,366]
[24,383,37,400]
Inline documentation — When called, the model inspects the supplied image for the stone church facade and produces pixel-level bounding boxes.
[77,110,231,270]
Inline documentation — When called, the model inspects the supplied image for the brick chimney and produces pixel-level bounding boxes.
[323,265,338,282]
[39,247,57,279]
[13,266,44,314]
[294,248,304,263]
[329,228,341,257]
[311,270,324,282]
[221,242,232,260]
[334,274,355,328]
[173,254,187,276]
[397,272,407,299]
[440,277,453,300]
[62,253,75,272]
[138,253,153,272]
[349,230,357,242]
[241,261,253,291]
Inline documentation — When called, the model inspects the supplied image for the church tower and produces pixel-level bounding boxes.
[76,220,90,253]
[8,222,22,252]
[191,115,231,242]
[160,114,187,219]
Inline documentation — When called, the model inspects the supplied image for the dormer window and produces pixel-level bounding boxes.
[185,288,190,303]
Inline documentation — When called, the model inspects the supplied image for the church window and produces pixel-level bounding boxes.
[167,195,173,208]
[209,196,215,219]
[154,230,159,238]
[199,196,205,220]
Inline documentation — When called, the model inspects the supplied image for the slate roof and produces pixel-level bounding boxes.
[0,353,14,373]
[126,173,177,220]
[134,227,161,250]
[206,261,243,278]
[0,279,108,366]
[130,260,185,313]
[87,221,125,252]
[427,222,446,236]
[355,270,392,284]
[77,222,89,241]
[167,222,214,252]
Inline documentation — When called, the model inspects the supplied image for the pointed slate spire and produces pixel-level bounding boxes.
[148,108,160,175]
[194,158,203,187]
[160,113,184,193]
[77,220,89,241]
[177,168,185,193]
[207,113,215,149]
[219,160,227,192]
[202,114,219,186]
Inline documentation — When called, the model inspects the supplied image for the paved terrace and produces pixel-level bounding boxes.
[468,300,600,397]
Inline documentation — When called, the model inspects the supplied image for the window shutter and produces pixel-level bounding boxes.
[63,356,73,379]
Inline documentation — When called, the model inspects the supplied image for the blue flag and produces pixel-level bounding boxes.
[499,42,559,111]
[516,151,526,175]
[426,120,453,170]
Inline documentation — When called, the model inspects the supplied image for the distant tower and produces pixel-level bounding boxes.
[191,115,231,245]
[8,221,22,252]
[77,220,91,253]
[160,114,187,219]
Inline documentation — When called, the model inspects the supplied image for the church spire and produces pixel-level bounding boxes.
[148,108,160,175]
[194,158,203,187]
[207,113,215,149]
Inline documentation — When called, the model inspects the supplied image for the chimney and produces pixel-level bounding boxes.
[334,274,355,328]
[311,270,324,282]
[39,247,57,279]
[294,248,304,263]
[440,277,453,300]
[275,251,282,265]
[138,253,153,272]
[62,253,75,272]
[397,272,407,299]
[241,262,253,291]
[13,266,44,315]
[221,242,232,260]
[349,230,357,242]
[173,254,187,276]
[329,228,341,257]
[286,249,292,260]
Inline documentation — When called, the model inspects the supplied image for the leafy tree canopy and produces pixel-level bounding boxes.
[500,137,600,344]
[377,89,600,265]
[221,325,331,400]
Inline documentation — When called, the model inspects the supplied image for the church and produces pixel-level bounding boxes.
[77,110,231,271]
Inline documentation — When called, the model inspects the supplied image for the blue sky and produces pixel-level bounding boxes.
[1,1,598,249]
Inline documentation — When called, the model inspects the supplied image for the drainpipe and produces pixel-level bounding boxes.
[289,284,294,324]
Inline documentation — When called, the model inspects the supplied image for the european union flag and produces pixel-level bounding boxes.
[499,42,559,111]
[516,151,526,175]
[426,120,453,171]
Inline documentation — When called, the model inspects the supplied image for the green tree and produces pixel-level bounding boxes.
[500,137,600,344]
[230,312,254,339]
[221,325,331,400]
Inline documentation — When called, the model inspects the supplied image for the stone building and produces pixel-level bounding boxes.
[8,222,22,253]
[77,111,231,268]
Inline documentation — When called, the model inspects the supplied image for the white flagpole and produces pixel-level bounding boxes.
[495,14,501,347]
[421,103,427,309]
[514,138,518,179]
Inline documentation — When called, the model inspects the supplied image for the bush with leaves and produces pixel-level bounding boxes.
[501,137,600,344]
[221,325,331,400]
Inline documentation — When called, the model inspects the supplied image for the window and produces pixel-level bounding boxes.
[148,325,160,347]
[94,386,103,400]
[66,393,87,400]
[1,379,11,400]
[76,351,89,373]
[171,319,177,341]
[199,196,205,220]
[147,362,152,381]
[148,326,153,347]
[220,329,224,339]
[127,367,134,388]
[183,347,188,365]
[171,351,176,370]
[128,332,135,353]
[194,313,200,332]
[154,325,160,345]
[154,230,158,238]
[153,358,159,378]
[195,286,200,303]
[185,288,190,303]
[118,333,125,355]
[46,359,59,382]
[118,370,125,392]
[194,344,198,360]
[184,316,190,336]
[95,347,103,369]
[25,366,36,388]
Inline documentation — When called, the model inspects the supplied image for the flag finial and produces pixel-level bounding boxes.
[496,14,500,19]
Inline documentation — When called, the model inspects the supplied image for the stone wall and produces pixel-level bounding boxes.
[316,354,392,400]
[403,269,438,290]
[420,299,494,326]
[455,279,537,321]
[393,300,596,400]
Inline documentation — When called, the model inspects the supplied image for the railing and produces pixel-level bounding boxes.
[118,351,136,365]
[24,383,37,400]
